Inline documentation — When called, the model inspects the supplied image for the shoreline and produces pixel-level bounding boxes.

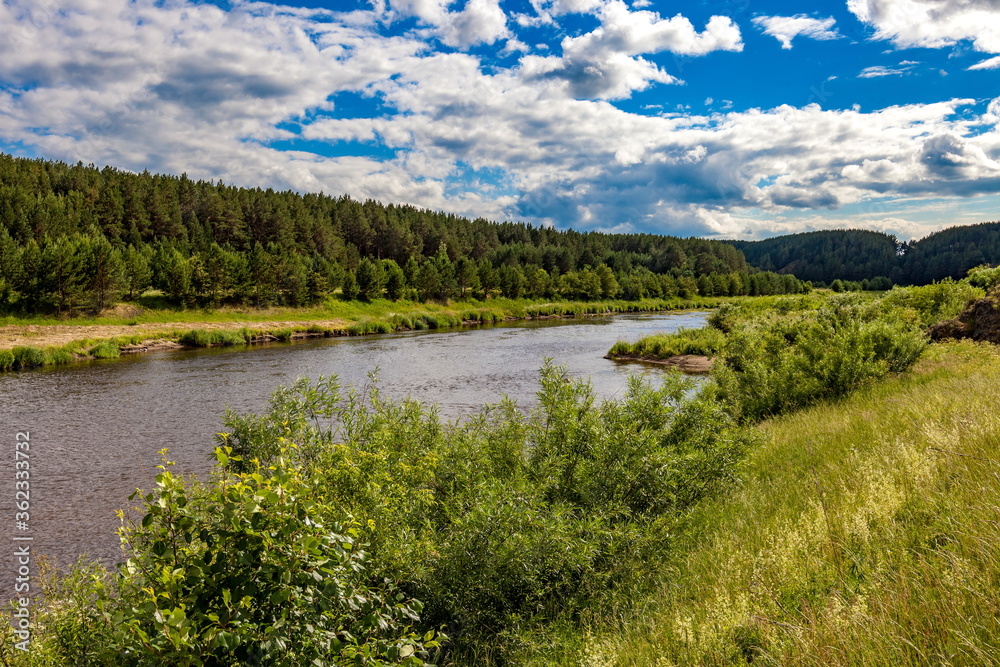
[0,298,720,372]
[605,353,715,374]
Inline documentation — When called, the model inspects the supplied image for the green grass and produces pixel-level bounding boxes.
[0,297,721,373]
[554,340,1000,666]
[608,326,727,359]
[88,342,121,359]
[177,329,249,347]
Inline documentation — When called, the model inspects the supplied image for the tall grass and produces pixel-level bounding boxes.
[608,326,727,359]
[567,340,1000,666]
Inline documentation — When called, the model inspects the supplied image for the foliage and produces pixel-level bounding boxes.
[879,279,983,328]
[178,329,248,347]
[713,293,927,422]
[0,152,765,314]
[965,263,1000,291]
[728,222,1000,287]
[100,450,442,666]
[218,363,752,660]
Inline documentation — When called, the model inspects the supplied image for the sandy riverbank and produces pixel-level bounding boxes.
[605,353,714,373]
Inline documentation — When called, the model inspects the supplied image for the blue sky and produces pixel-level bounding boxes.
[1,0,998,240]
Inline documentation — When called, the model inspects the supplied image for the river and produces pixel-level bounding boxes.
[0,311,708,575]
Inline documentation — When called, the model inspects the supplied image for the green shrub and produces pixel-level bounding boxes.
[714,294,927,422]
[965,264,1000,291]
[218,364,752,660]
[9,449,443,666]
[178,329,212,347]
[12,346,45,369]
[88,342,120,359]
[881,280,982,327]
[0,349,14,371]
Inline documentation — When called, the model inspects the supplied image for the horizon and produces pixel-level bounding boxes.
[1,0,999,242]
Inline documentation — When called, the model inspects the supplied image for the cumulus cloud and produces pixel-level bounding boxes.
[849,0,1000,53]
[525,1,742,99]
[752,14,841,49]
[388,0,510,47]
[0,0,998,240]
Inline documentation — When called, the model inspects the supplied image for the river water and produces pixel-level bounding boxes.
[0,311,707,575]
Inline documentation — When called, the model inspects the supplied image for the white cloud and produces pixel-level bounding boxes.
[526,1,742,99]
[848,0,1000,53]
[970,55,1000,70]
[388,0,510,48]
[565,2,743,58]
[0,0,998,241]
[859,65,906,77]
[752,14,840,49]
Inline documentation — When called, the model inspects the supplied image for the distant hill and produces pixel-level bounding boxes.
[728,230,901,284]
[899,222,1000,284]
[728,222,1000,285]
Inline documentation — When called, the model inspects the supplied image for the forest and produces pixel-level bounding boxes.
[0,153,810,316]
[729,223,1000,286]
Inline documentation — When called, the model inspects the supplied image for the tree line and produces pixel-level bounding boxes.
[0,153,809,313]
[729,223,1000,286]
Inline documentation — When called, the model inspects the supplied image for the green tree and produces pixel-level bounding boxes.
[382,259,406,301]
[341,269,360,301]
[41,235,88,314]
[122,244,153,300]
[596,264,619,299]
[83,233,124,312]
[355,257,385,301]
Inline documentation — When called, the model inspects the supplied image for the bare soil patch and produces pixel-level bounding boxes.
[606,353,714,374]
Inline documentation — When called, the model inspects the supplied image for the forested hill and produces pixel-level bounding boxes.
[2,153,811,315]
[728,230,900,284]
[899,222,1000,284]
[729,222,1000,285]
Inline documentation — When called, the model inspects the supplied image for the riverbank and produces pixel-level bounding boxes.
[603,352,714,373]
[0,296,722,371]
[564,339,1000,665]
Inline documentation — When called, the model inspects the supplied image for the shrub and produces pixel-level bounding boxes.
[881,280,982,328]
[714,294,927,422]
[179,329,247,347]
[218,364,752,660]
[101,450,441,666]
[609,326,727,359]
[0,349,14,371]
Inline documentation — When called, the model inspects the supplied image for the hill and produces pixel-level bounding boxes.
[729,222,1000,285]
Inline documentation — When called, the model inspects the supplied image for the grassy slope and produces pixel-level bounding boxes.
[554,340,1000,666]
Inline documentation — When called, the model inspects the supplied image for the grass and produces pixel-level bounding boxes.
[548,340,1000,666]
[607,326,727,359]
[0,297,724,372]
